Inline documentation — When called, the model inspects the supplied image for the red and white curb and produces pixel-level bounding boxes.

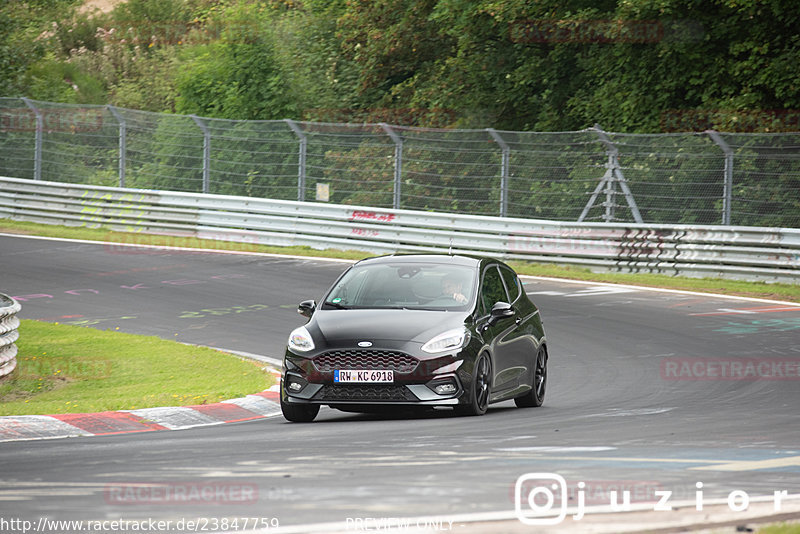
[0,370,283,443]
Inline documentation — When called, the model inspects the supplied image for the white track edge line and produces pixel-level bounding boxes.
[520,274,800,307]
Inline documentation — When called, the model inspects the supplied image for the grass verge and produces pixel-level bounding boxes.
[1,218,799,303]
[759,523,800,533]
[0,320,275,416]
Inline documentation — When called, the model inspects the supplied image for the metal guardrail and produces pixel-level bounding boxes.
[1,176,798,282]
[0,294,21,379]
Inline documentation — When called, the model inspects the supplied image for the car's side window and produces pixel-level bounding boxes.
[499,266,521,303]
[480,266,508,316]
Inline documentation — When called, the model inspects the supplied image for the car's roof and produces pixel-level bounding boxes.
[355,254,485,268]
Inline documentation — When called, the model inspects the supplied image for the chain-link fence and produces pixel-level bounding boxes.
[1,98,798,227]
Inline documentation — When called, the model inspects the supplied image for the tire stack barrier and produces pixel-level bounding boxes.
[0,294,21,379]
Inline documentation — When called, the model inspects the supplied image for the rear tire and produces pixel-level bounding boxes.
[515,346,547,408]
[457,353,492,416]
[281,398,320,422]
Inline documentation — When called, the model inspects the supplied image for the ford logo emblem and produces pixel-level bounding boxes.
[357,341,373,348]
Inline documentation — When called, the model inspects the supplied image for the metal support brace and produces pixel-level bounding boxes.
[487,128,510,217]
[107,106,126,188]
[284,119,307,202]
[190,115,211,194]
[380,123,403,210]
[580,165,614,223]
[605,155,615,222]
[579,125,643,223]
[707,130,734,226]
[21,98,42,181]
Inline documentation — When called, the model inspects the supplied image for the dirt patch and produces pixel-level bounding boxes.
[79,0,126,15]
[0,226,34,236]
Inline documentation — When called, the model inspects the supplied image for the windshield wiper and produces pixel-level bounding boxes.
[323,301,350,310]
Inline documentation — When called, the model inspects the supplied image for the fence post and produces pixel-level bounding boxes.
[380,123,403,210]
[21,98,42,181]
[706,130,733,226]
[107,105,126,188]
[284,119,307,202]
[487,128,510,217]
[190,115,210,194]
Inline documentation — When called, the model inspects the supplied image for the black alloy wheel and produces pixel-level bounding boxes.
[458,353,492,416]
[515,346,547,408]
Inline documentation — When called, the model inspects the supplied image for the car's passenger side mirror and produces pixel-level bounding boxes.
[488,301,514,325]
[298,299,316,318]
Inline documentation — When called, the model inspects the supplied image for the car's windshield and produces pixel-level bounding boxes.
[323,262,475,311]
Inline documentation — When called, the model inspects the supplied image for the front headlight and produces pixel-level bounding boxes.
[288,326,315,352]
[421,327,470,354]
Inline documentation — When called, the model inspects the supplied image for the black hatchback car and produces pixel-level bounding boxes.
[280,254,548,422]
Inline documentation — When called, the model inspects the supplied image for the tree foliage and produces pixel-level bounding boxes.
[174,18,299,119]
[2,0,798,131]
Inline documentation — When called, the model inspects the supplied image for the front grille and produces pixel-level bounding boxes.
[313,350,419,374]
[315,385,416,402]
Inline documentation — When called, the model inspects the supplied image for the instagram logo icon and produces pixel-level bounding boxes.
[515,473,568,525]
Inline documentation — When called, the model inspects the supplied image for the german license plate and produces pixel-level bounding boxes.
[334,370,394,383]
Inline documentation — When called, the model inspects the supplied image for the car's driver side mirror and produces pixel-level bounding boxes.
[298,299,316,318]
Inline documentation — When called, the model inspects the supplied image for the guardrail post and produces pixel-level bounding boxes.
[706,130,734,226]
[380,123,403,210]
[21,98,42,181]
[190,114,211,194]
[107,105,126,188]
[0,294,21,380]
[284,119,307,202]
[487,128,510,217]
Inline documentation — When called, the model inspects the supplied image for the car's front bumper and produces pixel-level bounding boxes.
[282,347,469,407]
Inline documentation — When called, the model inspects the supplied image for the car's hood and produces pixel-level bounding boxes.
[309,308,467,347]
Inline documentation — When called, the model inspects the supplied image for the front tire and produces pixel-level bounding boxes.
[515,346,547,408]
[281,398,320,422]
[458,353,492,416]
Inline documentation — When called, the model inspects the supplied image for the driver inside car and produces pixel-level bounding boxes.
[441,276,468,304]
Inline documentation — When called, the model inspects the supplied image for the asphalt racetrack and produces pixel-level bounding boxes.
[1,234,799,532]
